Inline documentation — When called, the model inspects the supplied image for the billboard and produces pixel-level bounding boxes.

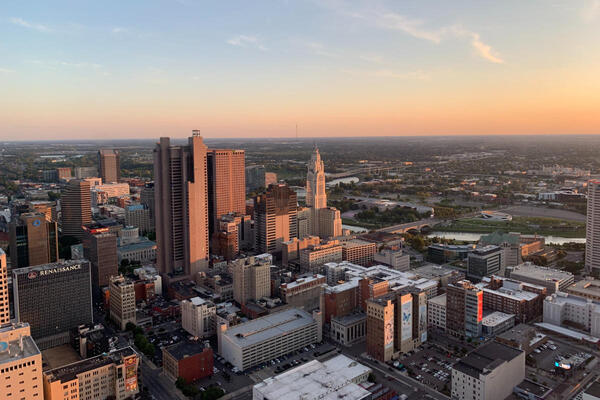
[401,299,412,341]
[384,320,394,350]
[124,356,138,391]
[419,303,427,333]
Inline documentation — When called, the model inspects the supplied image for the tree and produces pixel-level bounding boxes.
[367,372,376,383]
[202,387,224,400]
[125,322,136,332]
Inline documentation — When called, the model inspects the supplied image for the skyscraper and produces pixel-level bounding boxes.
[207,149,245,233]
[98,149,120,183]
[253,184,298,253]
[586,180,600,276]
[154,131,209,278]
[305,146,342,238]
[0,249,9,325]
[306,146,327,209]
[83,224,118,288]
[61,179,92,240]
[9,212,59,269]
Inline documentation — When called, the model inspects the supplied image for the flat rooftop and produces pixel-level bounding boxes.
[285,274,325,290]
[164,341,209,361]
[253,354,371,400]
[483,287,538,302]
[508,262,573,282]
[412,263,460,278]
[331,312,366,325]
[453,341,523,379]
[428,293,446,306]
[44,347,136,383]
[222,308,315,348]
[0,324,40,366]
[584,380,600,398]
[482,311,515,327]
[567,279,600,297]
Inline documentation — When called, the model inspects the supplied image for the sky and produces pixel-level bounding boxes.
[1,0,600,140]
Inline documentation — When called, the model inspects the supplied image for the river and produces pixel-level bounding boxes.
[342,224,368,233]
[427,231,585,245]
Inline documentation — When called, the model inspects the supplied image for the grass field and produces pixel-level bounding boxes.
[435,216,586,238]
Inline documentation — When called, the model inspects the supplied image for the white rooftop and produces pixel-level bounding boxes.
[253,354,371,400]
[482,311,515,327]
[508,262,573,282]
[428,293,447,306]
[285,274,325,290]
[222,308,315,348]
[534,323,600,344]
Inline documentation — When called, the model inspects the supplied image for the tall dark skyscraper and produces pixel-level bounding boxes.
[154,131,209,278]
[253,184,298,254]
[61,179,92,240]
[9,212,58,269]
[12,260,93,349]
[98,149,120,183]
[0,249,9,325]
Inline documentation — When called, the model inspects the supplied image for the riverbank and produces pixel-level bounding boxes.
[434,216,585,238]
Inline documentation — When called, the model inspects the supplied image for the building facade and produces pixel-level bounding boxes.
[342,240,376,266]
[299,240,343,273]
[587,180,600,276]
[253,184,298,254]
[83,224,118,288]
[207,149,246,234]
[109,275,136,331]
[61,179,92,240]
[154,132,209,277]
[428,293,447,332]
[163,342,213,383]
[232,256,272,305]
[467,245,503,281]
[446,280,483,339]
[43,347,139,400]
[98,149,120,183]
[181,297,216,338]
[9,212,58,269]
[13,260,93,349]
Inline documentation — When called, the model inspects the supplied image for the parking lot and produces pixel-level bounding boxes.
[397,345,458,393]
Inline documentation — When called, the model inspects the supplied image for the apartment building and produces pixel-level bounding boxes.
[181,297,216,338]
[109,275,136,331]
[342,239,376,266]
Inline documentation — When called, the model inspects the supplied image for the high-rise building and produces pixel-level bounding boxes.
[9,212,58,269]
[587,180,600,276]
[305,147,342,238]
[61,179,92,240]
[306,146,327,210]
[43,347,140,400]
[74,166,99,179]
[207,149,245,234]
[98,149,120,183]
[109,275,136,331]
[12,260,93,349]
[446,280,483,339]
[232,255,272,305]
[253,184,298,254]
[154,132,209,278]
[140,182,155,231]
[125,204,152,233]
[211,218,239,261]
[181,297,216,338]
[0,249,9,325]
[342,239,376,266]
[83,224,118,288]
[245,165,266,191]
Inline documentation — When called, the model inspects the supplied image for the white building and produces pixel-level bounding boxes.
[253,354,371,400]
[506,262,574,294]
[451,341,525,400]
[109,275,136,331]
[218,308,321,371]
[481,311,515,336]
[181,297,217,338]
[428,293,447,331]
[587,180,600,276]
[543,292,600,337]
[373,247,410,271]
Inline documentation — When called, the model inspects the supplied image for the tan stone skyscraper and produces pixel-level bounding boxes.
[9,212,59,268]
[306,146,327,209]
[61,179,92,240]
[154,131,209,278]
[207,149,246,233]
[305,146,342,238]
[98,149,120,183]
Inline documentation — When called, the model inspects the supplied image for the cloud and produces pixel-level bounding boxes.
[342,68,429,80]
[0,68,14,74]
[111,27,128,34]
[301,41,338,57]
[9,17,52,33]
[581,0,600,22]
[318,2,504,64]
[227,35,268,51]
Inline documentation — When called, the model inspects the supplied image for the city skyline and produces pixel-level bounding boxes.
[2,0,600,140]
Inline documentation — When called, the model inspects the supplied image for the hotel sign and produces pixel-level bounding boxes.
[28,264,82,279]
